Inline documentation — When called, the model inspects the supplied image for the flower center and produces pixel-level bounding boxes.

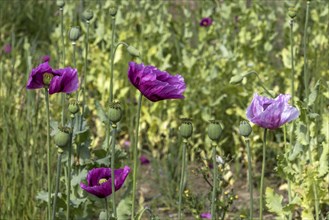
[98,178,108,185]
[43,73,54,86]
[203,21,208,26]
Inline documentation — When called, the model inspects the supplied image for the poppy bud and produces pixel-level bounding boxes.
[68,98,79,115]
[208,120,222,141]
[108,101,122,124]
[239,121,252,137]
[179,118,193,139]
[54,127,71,148]
[43,73,53,86]
[82,9,94,21]
[288,7,297,19]
[229,74,244,84]
[69,27,81,42]
[127,45,140,57]
[109,3,117,17]
[56,0,65,8]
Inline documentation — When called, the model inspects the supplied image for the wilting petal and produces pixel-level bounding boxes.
[128,62,186,102]
[49,67,79,94]
[246,93,299,129]
[26,62,55,90]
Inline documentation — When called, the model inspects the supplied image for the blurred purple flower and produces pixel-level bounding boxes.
[80,166,131,198]
[140,155,150,165]
[42,55,50,63]
[128,62,186,102]
[3,44,11,54]
[26,61,79,95]
[200,212,211,219]
[200,17,213,27]
[246,93,299,130]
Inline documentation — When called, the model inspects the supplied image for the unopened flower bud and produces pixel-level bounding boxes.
[288,7,297,19]
[56,0,65,8]
[208,120,222,141]
[69,27,81,42]
[43,73,53,86]
[109,3,118,17]
[109,101,122,124]
[127,45,140,57]
[54,127,71,148]
[229,74,244,84]
[179,118,193,139]
[68,98,79,114]
[82,9,94,21]
[239,121,252,137]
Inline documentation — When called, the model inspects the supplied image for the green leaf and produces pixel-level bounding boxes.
[265,187,286,217]
[307,80,320,106]
[295,121,308,145]
[95,100,108,125]
[319,142,329,177]
[116,197,132,220]
[288,143,303,161]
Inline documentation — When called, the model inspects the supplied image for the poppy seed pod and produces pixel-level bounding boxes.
[239,121,252,137]
[69,27,81,42]
[179,119,193,139]
[208,120,222,141]
[109,3,117,17]
[82,9,94,21]
[68,98,79,115]
[288,7,297,19]
[108,101,122,124]
[56,0,65,8]
[43,73,54,86]
[127,45,140,57]
[54,127,71,147]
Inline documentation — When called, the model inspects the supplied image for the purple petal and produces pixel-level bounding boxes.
[26,62,54,90]
[49,67,79,94]
[200,212,211,219]
[42,55,50,63]
[200,17,213,27]
[140,155,150,165]
[127,62,186,102]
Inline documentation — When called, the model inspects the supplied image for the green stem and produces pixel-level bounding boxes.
[60,7,65,126]
[52,150,63,220]
[131,93,143,220]
[81,21,90,124]
[66,117,74,220]
[284,125,292,220]
[105,197,109,220]
[290,19,295,107]
[111,124,117,218]
[245,138,253,220]
[259,128,267,220]
[178,140,187,220]
[253,72,274,98]
[109,16,116,103]
[45,88,52,220]
[211,143,218,220]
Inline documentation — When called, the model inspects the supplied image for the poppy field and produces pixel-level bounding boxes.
[0,0,329,220]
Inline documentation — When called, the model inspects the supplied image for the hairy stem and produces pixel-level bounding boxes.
[259,128,267,220]
[211,143,218,220]
[178,140,187,219]
[45,88,51,220]
[245,138,253,219]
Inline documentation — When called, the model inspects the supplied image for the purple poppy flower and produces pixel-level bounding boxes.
[140,155,150,165]
[128,62,186,102]
[200,17,213,27]
[3,44,11,54]
[246,93,299,130]
[26,62,79,95]
[80,166,131,198]
[42,55,50,63]
[200,212,211,219]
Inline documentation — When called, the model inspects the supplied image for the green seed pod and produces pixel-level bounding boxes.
[179,118,193,139]
[109,3,118,17]
[127,45,140,57]
[43,73,53,86]
[69,26,81,42]
[288,7,297,19]
[208,120,222,141]
[82,9,94,21]
[54,127,70,148]
[56,0,65,8]
[239,121,252,137]
[68,98,79,115]
[108,101,122,124]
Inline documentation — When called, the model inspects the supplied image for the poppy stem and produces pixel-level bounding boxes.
[44,88,52,220]
[211,142,218,220]
[82,20,90,122]
[66,116,74,220]
[245,138,253,219]
[52,149,63,220]
[111,124,117,218]
[60,6,66,127]
[178,139,187,220]
[131,93,143,220]
[109,16,116,103]
[105,197,109,220]
[259,128,267,220]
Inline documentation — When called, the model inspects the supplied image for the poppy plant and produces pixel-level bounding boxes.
[127,62,186,102]
[80,166,131,198]
[26,59,79,95]
[246,93,299,130]
[200,17,213,27]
